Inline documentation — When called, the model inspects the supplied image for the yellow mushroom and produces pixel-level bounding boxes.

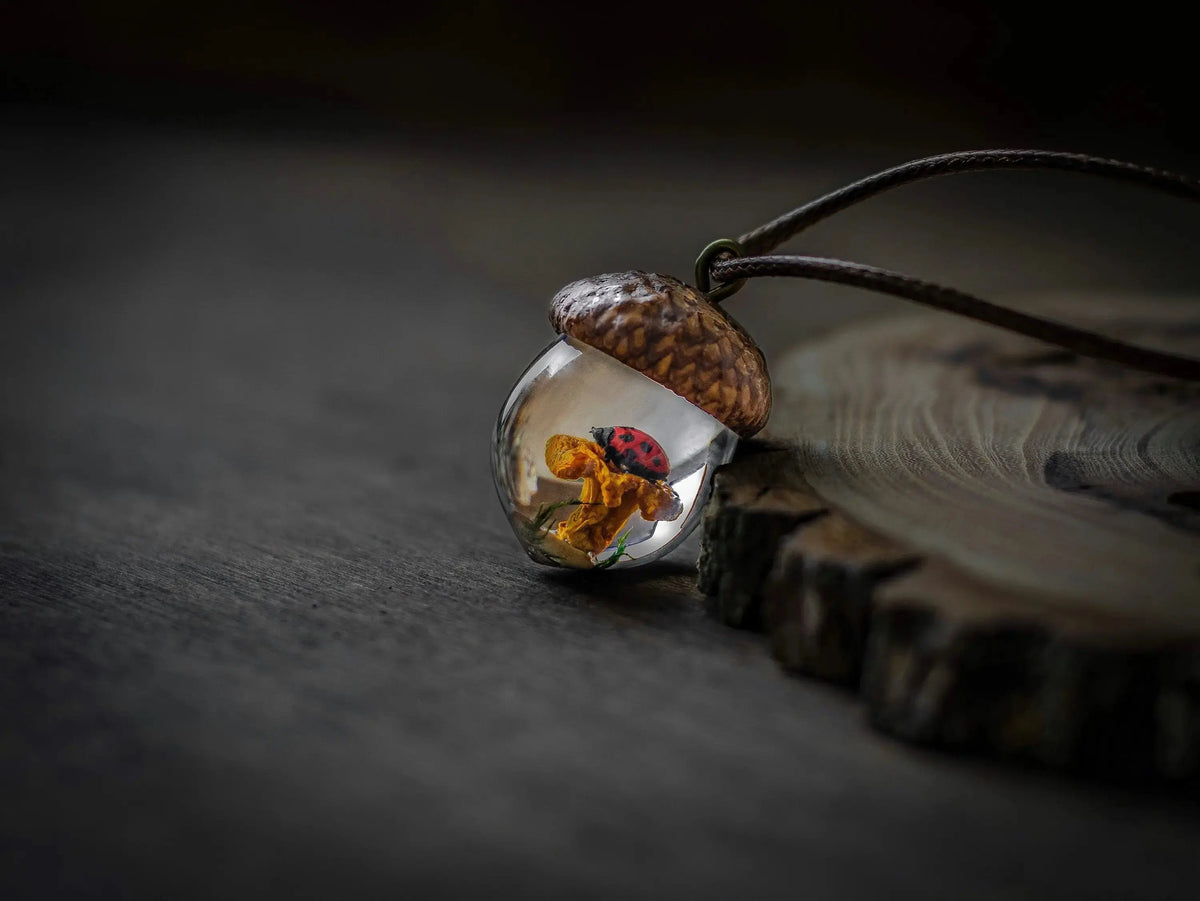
[544,434,682,555]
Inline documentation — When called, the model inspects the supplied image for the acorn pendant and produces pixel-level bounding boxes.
[492,271,771,570]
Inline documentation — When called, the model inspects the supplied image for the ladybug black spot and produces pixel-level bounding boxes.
[641,441,653,452]
[652,457,662,467]
[621,433,634,443]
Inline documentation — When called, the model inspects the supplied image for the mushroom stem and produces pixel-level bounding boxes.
[544,434,681,555]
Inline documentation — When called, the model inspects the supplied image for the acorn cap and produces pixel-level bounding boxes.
[549,271,771,437]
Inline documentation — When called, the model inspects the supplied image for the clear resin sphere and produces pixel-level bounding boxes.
[493,335,739,570]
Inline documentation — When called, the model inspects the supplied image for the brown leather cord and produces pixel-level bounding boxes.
[711,254,1200,381]
[736,150,1200,255]
[701,150,1200,381]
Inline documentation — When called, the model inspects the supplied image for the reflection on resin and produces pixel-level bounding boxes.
[493,336,739,570]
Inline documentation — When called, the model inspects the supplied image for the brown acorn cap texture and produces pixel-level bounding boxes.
[549,271,771,437]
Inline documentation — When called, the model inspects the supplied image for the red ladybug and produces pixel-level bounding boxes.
[590,426,671,482]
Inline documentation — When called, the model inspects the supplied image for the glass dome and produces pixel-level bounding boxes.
[493,335,739,570]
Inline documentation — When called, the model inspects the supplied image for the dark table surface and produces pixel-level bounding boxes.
[3,112,1200,899]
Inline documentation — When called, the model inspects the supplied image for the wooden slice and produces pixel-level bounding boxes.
[699,295,1200,782]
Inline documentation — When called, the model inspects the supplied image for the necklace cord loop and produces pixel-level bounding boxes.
[696,150,1200,381]
[694,238,746,303]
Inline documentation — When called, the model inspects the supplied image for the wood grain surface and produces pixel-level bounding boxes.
[700,297,1200,780]
[5,112,1200,899]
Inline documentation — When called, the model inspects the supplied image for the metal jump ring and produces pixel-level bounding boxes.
[694,238,746,303]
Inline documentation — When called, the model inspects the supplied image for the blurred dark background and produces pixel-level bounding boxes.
[3,1,1195,157]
